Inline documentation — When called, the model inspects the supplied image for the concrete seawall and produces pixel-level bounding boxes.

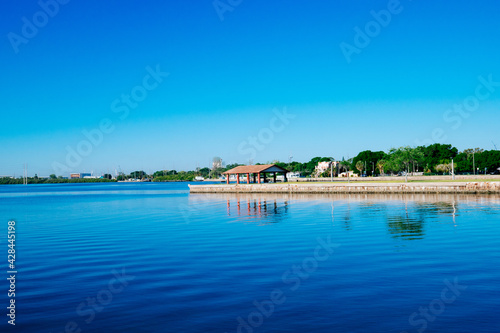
[189,182,500,194]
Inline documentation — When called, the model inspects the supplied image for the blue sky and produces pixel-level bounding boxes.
[1,0,500,176]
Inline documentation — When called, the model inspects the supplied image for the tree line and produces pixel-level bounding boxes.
[152,143,498,180]
[0,177,116,185]
[275,144,500,177]
[2,144,499,185]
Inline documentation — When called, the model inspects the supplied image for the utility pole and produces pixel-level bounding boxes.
[473,152,475,176]
[330,162,333,182]
[452,158,455,180]
[330,158,335,182]
[23,163,28,185]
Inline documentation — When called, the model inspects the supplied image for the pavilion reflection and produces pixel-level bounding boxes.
[226,198,289,222]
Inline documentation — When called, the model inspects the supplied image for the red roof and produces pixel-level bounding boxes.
[223,164,289,174]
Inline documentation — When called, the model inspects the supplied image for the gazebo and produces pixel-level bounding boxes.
[223,164,289,184]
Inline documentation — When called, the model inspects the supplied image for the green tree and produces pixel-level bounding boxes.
[387,147,410,173]
[435,163,451,174]
[338,158,352,175]
[386,146,424,176]
[352,150,387,175]
[198,167,211,178]
[474,150,500,174]
[462,148,484,156]
[419,144,458,172]
[130,171,146,179]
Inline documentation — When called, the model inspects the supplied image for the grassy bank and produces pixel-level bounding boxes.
[288,178,500,184]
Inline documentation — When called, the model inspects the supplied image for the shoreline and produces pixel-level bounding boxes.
[189,181,500,194]
[289,174,500,182]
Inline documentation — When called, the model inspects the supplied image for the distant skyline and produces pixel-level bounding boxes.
[1,0,500,176]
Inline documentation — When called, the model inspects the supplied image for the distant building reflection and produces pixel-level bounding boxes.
[226,198,289,223]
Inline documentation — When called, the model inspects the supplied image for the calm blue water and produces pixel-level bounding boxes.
[0,182,499,332]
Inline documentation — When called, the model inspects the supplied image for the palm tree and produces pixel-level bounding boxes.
[356,161,364,176]
[377,160,386,175]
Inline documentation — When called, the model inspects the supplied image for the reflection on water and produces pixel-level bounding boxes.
[3,183,500,333]
[386,200,462,240]
[226,198,288,222]
[387,215,426,240]
[189,193,500,240]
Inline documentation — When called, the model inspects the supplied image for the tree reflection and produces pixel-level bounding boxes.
[386,200,461,240]
[343,201,352,230]
[387,215,426,240]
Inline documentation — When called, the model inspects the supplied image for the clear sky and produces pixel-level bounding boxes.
[1,0,500,176]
